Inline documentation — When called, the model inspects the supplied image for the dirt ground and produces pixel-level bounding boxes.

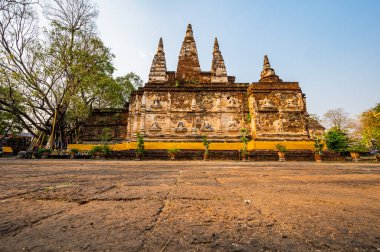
[0,159,379,251]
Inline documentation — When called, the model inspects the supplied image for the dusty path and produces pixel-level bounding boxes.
[0,159,379,251]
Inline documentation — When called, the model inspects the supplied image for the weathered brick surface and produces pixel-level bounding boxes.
[80,108,128,142]
[83,24,325,147]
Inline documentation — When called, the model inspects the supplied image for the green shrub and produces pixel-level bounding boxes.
[324,128,349,152]
[102,145,112,155]
[136,133,144,154]
[275,143,287,153]
[347,139,368,153]
[202,135,211,155]
[89,145,111,155]
[89,145,104,155]
[240,128,248,155]
[167,147,180,155]
[246,113,252,123]
[70,148,79,154]
[314,137,324,155]
[101,128,112,143]
[37,148,51,155]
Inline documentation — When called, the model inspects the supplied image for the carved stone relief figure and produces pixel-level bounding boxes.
[227,96,239,108]
[201,119,213,132]
[286,113,304,132]
[285,97,297,109]
[202,98,213,110]
[260,97,275,110]
[149,117,161,131]
[173,95,186,108]
[151,95,162,109]
[175,121,187,132]
[227,116,239,132]
[255,112,280,132]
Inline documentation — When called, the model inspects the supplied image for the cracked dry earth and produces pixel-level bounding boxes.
[0,160,380,251]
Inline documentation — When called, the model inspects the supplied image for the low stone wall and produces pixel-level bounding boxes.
[109,150,239,160]
[107,150,347,162]
[250,151,314,161]
[108,150,347,161]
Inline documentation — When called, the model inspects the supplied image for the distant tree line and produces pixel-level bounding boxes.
[0,0,142,147]
[322,104,380,153]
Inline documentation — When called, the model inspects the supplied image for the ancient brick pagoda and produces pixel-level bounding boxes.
[126,24,315,143]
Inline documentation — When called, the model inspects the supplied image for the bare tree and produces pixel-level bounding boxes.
[323,108,355,131]
[0,0,45,135]
[0,0,122,148]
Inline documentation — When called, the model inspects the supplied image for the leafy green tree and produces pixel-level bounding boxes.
[324,127,349,152]
[0,111,23,144]
[359,103,380,147]
[115,73,144,102]
[0,0,137,148]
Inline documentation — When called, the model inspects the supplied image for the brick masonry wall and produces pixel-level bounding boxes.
[108,150,345,161]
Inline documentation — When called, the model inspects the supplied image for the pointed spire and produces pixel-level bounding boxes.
[148,37,168,83]
[176,24,201,82]
[158,37,164,52]
[259,55,282,83]
[263,55,270,68]
[186,24,193,37]
[211,37,228,83]
[213,37,219,53]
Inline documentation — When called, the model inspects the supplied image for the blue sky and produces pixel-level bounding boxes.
[94,0,380,117]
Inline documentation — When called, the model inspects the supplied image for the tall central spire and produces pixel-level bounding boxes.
[176,24,201,82]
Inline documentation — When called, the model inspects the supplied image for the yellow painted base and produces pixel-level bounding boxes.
[68,140,315,152]
[1,146,13,153]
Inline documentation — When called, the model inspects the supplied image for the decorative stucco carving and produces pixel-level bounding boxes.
[285,97,297,109]
[149,118,162,132]
[227,96,239,108]
[151,95,162,109]
[201,119,213,132]
[227,116,239,132]
[260,97,276,110]
[175,121,187,132]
